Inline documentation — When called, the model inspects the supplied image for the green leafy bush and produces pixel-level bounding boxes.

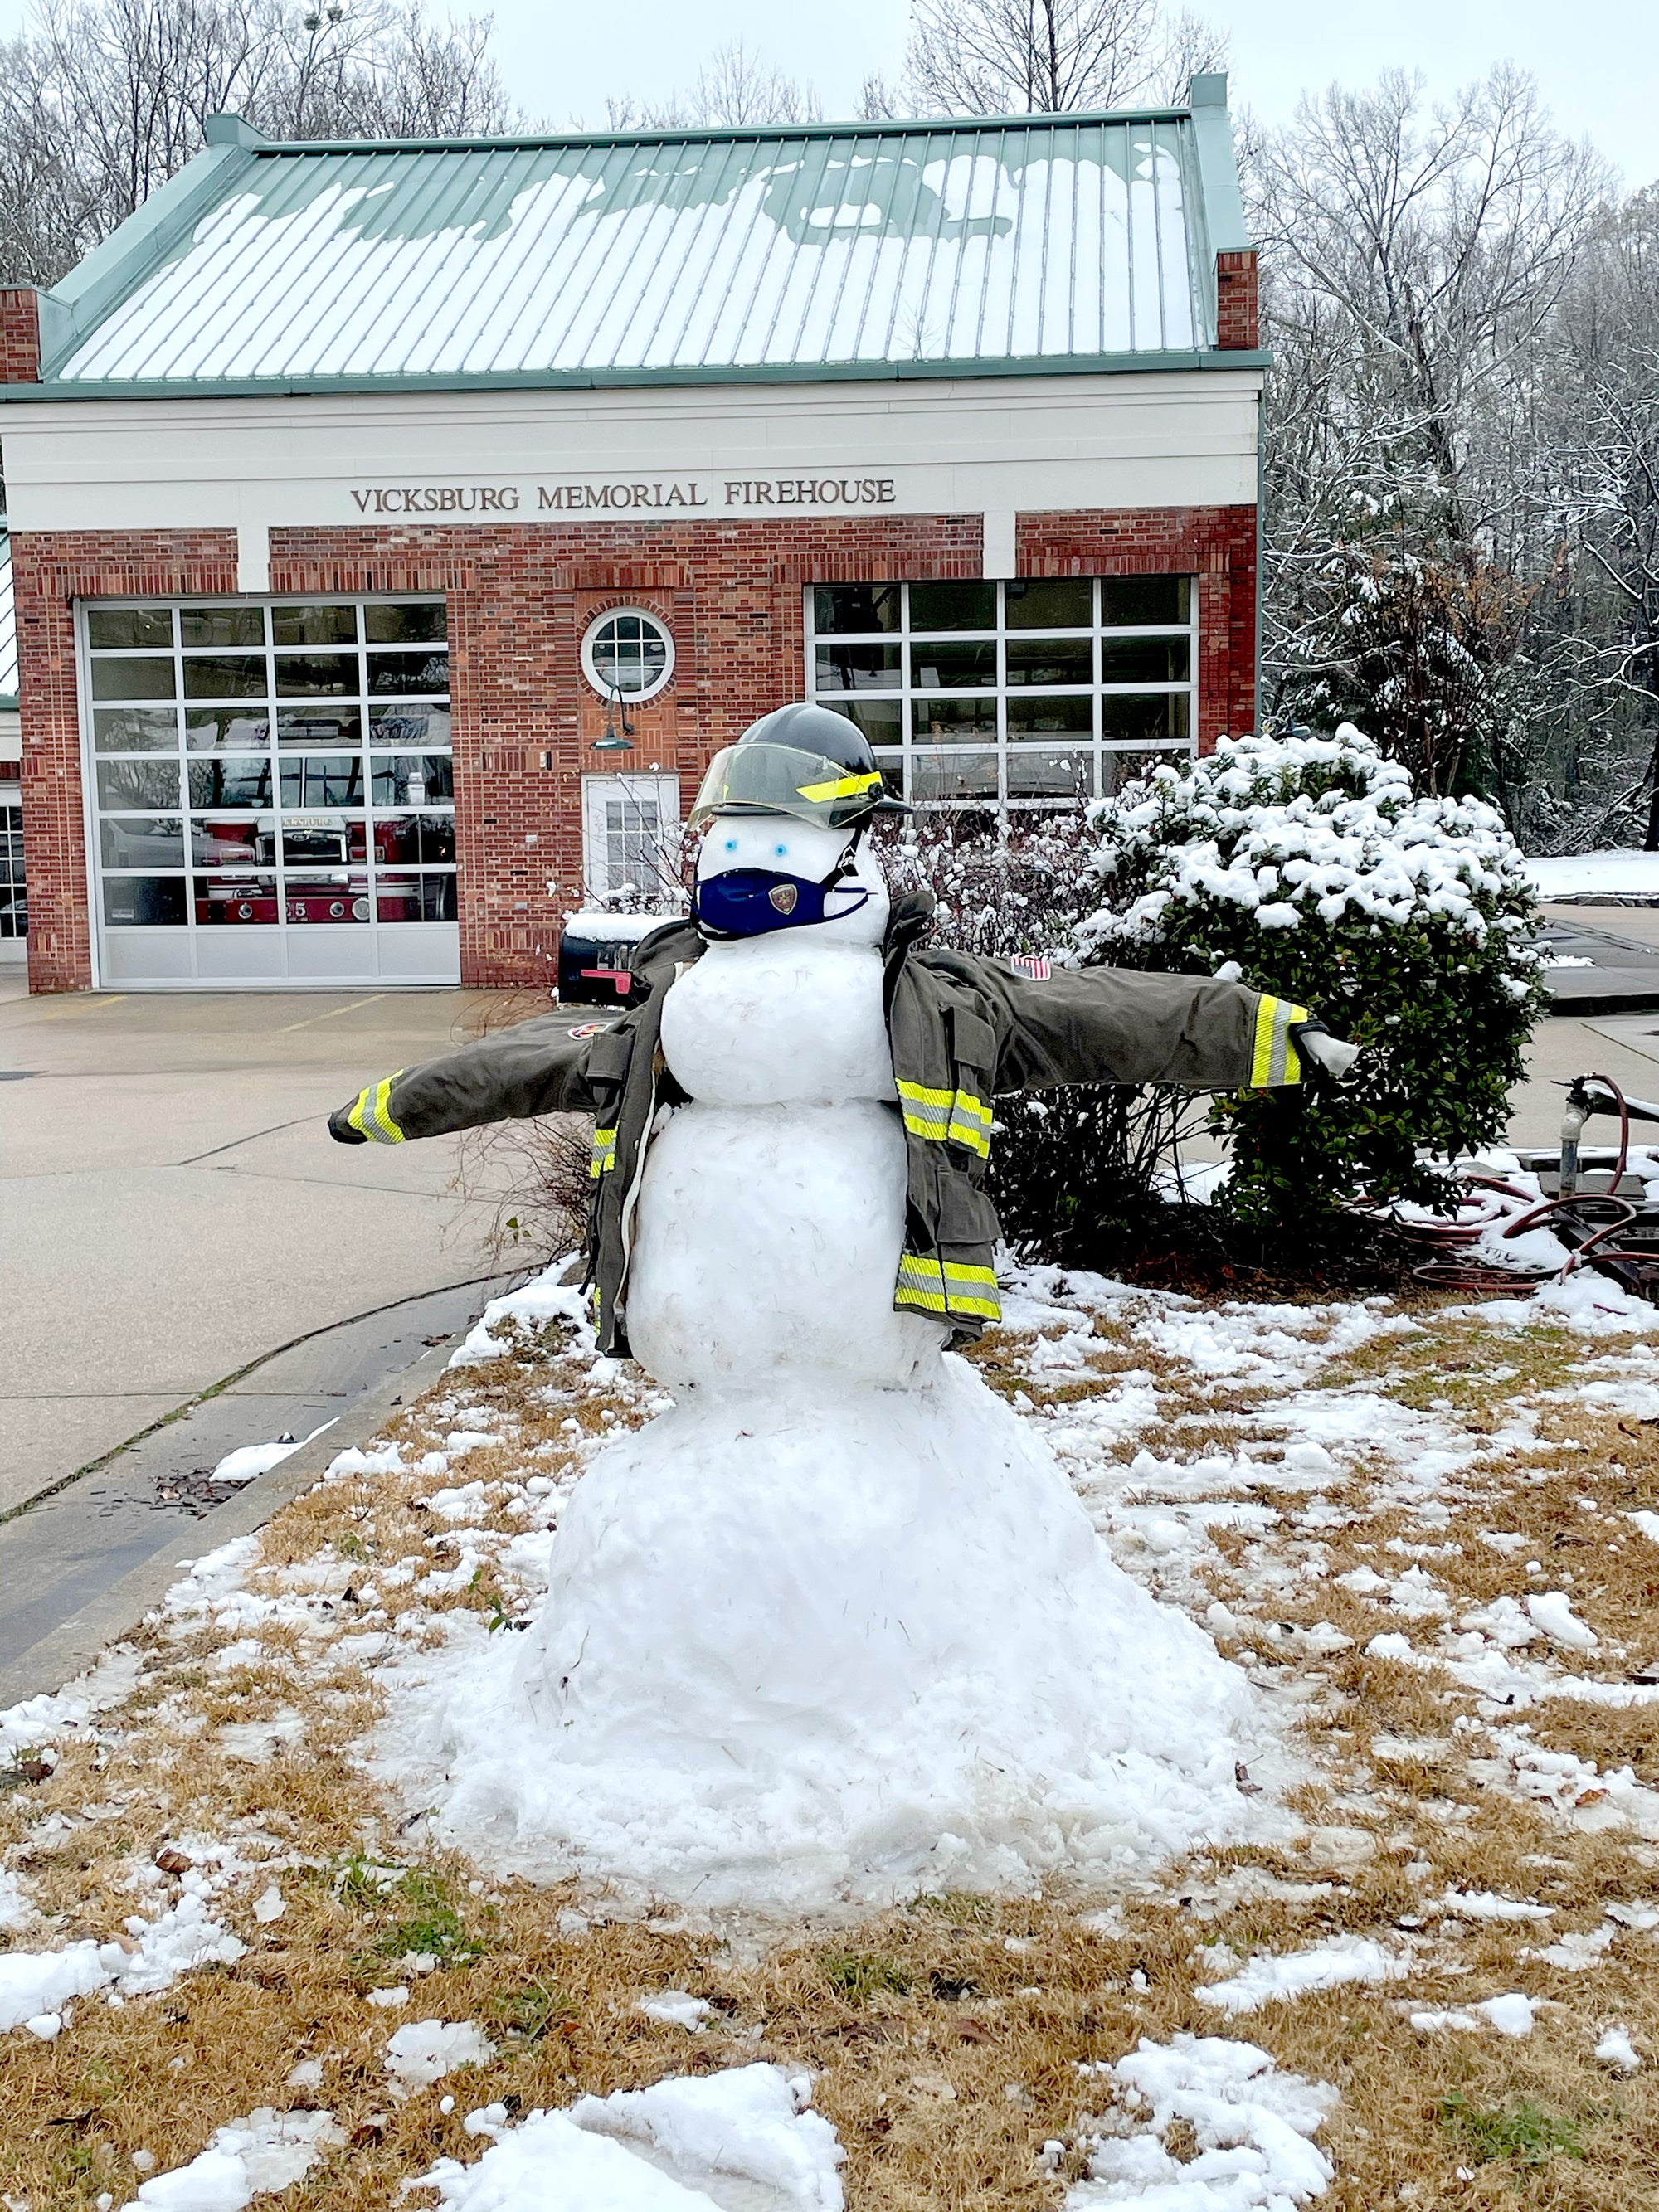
[1077,725,1547,1227]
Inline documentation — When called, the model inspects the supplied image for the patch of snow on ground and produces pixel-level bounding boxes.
[414,2064,844,2211]
[450,1262,596,1368]
[1068,2033,1336,2208]
[385,2019,499,2091]
[1595,2026,1642,2071]
[121,2108,344,2209]
[636,1990,712,2030]
[1195,1937,1413,2015]
[0,1890,245,2035]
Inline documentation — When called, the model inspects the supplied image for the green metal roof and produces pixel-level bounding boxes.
[18,81,1256,398]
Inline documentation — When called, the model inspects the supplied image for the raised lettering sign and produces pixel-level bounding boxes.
[345,475,901,516]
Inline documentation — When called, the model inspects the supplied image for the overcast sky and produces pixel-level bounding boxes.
[0,0,1651,187]
[522,0,1655,185]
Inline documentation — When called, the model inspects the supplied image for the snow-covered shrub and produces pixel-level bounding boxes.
[1077,724,1548,1225]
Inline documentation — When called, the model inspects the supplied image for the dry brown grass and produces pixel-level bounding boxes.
[6,1283,1659,2207]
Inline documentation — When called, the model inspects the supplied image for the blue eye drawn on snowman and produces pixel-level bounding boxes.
[723,838,738,853]
[775,842,788,857]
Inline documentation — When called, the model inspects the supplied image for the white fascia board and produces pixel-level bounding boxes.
[2,368,1263,537]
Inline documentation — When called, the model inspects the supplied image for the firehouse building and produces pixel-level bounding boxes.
[0,77,1263,993]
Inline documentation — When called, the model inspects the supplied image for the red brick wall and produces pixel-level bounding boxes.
[1017,505,1257,752]
[16,532,240,993]
[17,505,1255,991]
[0,289,41,382]
[1215,250,1259,352]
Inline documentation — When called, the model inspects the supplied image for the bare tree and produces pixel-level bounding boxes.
[905,0,1224,119]
[1249,67,1613,808]
[605,41,819,133]
[0,0,516,286]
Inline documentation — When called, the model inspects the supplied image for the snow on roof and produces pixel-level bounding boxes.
[30,89,1254,393]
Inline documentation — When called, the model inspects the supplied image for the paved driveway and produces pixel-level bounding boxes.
[0,977,528,1514]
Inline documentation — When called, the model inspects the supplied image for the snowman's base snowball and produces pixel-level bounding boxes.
[377,1357,1292,1913]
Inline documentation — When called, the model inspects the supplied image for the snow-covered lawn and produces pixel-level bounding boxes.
[1528,849,1659,902]
[4,1262,1659,2206]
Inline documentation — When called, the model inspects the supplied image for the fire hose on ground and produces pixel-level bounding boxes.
[1394,1075,1659,1298]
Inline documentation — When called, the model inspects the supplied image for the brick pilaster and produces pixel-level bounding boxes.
[0,289,41,382]
[1215,250,1258,351]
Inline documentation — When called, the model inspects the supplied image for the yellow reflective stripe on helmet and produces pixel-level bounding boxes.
[894,1253,1001,1321]
[1250,996,1310,1088]
[795,768,883,804]
[346,1072,406,1143]
[589,1125,618,1179]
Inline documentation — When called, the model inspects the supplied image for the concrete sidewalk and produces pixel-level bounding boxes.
[0,977,529,1514]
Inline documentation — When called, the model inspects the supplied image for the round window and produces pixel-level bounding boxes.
[581,608,674,702]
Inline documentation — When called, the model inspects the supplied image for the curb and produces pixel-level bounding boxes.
[0,1325,474,1711]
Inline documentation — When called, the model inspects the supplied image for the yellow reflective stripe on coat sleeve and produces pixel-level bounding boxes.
[896,1079,993,1158]
[893,1253,1001,1322]
[1249,997,1310,1088]
[589,1125,618,1179]
[346,1071,406,1143]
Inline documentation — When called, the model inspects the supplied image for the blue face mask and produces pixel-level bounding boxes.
[693,853,869,940]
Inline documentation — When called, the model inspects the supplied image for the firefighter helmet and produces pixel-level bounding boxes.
[689,702,909,832]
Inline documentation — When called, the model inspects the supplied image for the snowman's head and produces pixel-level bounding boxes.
[688,702,905,947]
[693,814,889,946]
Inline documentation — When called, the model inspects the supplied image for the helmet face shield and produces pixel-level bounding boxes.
[688,742,888,832]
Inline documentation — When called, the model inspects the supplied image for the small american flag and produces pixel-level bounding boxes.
[1010,955,1051,980]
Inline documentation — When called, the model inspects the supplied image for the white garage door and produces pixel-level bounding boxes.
[85,596,459,988]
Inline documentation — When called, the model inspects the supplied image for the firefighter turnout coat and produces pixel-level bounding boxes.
[329,894,1311,1354]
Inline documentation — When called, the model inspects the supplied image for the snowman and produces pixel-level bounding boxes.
[333,704,1359,1907]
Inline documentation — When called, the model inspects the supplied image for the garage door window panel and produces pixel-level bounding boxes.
[98,758,182,810]
[370,704,451,746]
[274,605,357,647]
[1005,580,1092,629]
[103,877,188,926]
[814,643,901,692]
[181,607,265,649]
[187,758,273,809]
[1005,636,1093,687]
[276,707,362,748]
[377,873,459,922]
[365,603,445,644]
[197,872,280,925]
[367,649,449,696]
[1008,751,1091,798]
[372,754,453,805]
[1101,694,1190,743]
[88,608,173,650]
[279,755,362,808]
[183,655,267,699]
[92,656,176,702]
[275,653,358,696]
[1008,694,1092,737]
[187,707,273,751]
[100,816,187,868]
[96,708,180,753]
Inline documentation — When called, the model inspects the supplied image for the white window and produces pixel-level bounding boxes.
[581,774,681,902]
[581,608,674,702]
[804,577,1198,817]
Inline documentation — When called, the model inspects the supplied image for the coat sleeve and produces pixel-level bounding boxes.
[328,1011,625,1145]
[987,966,1311,1093]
